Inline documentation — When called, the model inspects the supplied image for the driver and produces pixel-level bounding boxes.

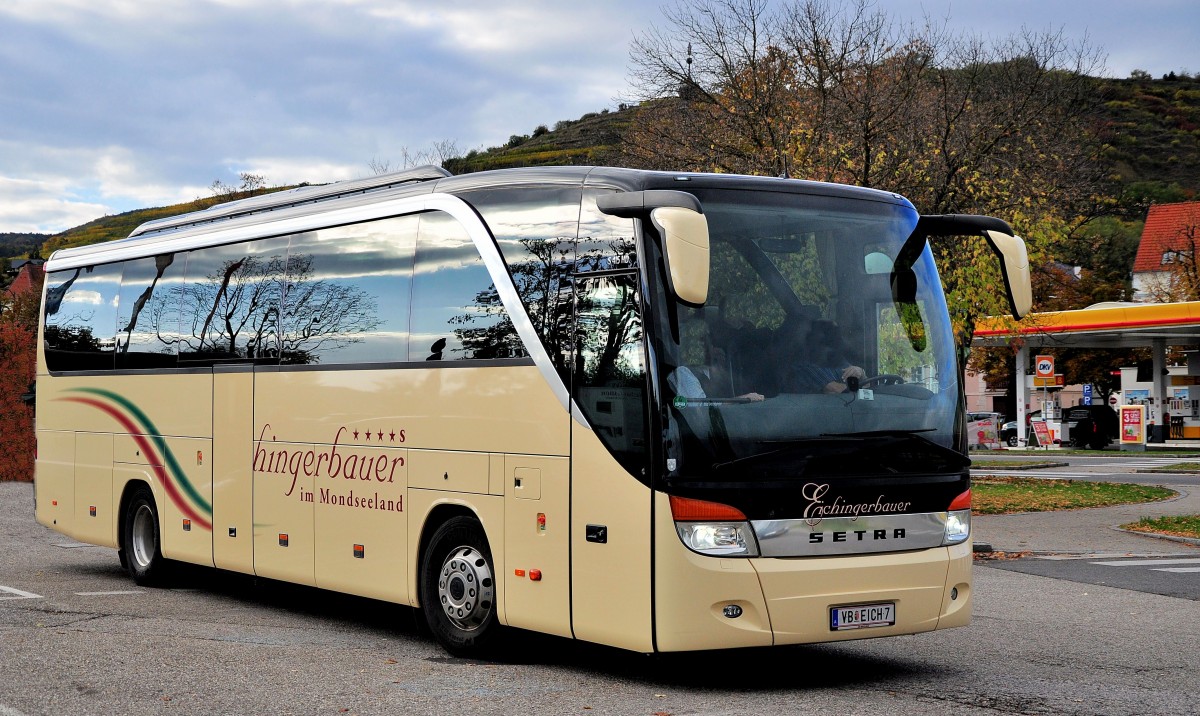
[787,321,865,394]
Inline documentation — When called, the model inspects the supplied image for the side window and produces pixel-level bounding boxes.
[577,189,637,273]
[461,187,579,377]
[410,211,525,361]
[573,272,648,474]
[177,238,288,364]
[281,215,416,365]
[115,254,184,369]
[43,263,122,371]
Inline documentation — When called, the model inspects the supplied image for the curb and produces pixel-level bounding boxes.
[1111,526,1200,548]
[971,462,1070,471]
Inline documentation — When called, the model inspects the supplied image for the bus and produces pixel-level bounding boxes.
[33,165,1030,655]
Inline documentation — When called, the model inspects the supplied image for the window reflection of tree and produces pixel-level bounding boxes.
[43,325,104,355]
[43,267,115,365]
[44,268,105,355]
[117,254,175,355]
[278,253,380,364]
[575,271,643,388]
[450,237,637,376]
[151,250,379,364]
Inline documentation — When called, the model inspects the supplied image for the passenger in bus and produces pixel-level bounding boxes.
[670,326,764,402]
[787,320,865,394]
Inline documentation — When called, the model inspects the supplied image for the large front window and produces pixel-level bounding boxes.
[654,189,962,484]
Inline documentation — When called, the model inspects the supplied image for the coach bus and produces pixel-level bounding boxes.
[33,165,1030,655]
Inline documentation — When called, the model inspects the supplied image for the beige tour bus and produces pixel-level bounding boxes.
[33,165,1030,655]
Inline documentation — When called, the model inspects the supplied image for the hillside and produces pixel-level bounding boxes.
[40,187,289,257]
[1096,75,1200,209]
[443,105,634,174]
[1,233,47,260]
[30,75,1200,260]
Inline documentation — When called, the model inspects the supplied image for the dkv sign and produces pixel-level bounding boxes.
[1035,355,1055,378]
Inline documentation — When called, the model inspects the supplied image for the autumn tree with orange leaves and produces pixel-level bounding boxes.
[0,269,42,481]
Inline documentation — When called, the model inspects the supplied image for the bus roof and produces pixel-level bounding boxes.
[45,166,910,272]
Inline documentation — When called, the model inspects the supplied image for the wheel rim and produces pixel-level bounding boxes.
[130,503,157,570]
[437,545,494,632]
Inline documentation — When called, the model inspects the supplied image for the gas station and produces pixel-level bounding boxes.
[973,301,1200,446]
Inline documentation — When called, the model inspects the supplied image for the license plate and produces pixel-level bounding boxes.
[830,603,895,631]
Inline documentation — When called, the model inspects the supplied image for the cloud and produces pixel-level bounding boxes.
[0,176,111,234]
[2,0,1198,236]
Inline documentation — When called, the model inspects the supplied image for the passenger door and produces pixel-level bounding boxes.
[569,271,655,652]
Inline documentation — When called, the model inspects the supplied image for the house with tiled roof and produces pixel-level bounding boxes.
[4,259,44,300]
[1132,201,1200,301]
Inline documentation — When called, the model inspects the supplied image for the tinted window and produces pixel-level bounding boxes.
[410,211,524,361]
[281,215,416,365]
[43,263,122,371]
[115,254,184,369]
[574,272,648,474]
[462,187,579,376]
[577,189,637,273]
[177,238,289,364]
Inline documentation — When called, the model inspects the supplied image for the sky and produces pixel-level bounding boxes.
[2,0,1198,236]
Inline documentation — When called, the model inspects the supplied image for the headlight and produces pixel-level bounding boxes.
[942,509,971,545]
[676,521,760,557]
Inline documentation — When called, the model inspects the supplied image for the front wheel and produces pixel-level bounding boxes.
[121,486,170,586]
[419,516,498,656]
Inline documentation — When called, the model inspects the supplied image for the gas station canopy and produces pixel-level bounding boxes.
[974,301,1200,350]
[973,301,1200,444]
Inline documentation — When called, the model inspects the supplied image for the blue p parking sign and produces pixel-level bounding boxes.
[1082,384,1093,405]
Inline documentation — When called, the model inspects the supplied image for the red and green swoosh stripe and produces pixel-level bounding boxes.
[61,387,213,532]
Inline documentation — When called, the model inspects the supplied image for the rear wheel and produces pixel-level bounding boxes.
[121,486,169,586]
[419,516,498,656]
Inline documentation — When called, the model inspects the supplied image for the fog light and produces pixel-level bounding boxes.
[723,604,743,619]
[951,587,959,601]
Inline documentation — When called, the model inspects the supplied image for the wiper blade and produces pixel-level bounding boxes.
[822,429,968,467]
[711,442,815,472]
[821,429,935,437]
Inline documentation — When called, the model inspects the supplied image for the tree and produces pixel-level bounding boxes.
[624,0,1109,347]
[369,140,461,175]
[0,271,43,481]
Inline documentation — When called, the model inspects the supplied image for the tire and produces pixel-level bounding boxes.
[419,516,498,656]
[1006,434,1018,447]
[121,486,169,586]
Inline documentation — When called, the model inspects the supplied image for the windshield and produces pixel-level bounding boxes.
[653,188,961,483]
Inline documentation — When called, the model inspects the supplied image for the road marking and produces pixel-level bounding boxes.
[1152,567,1200,573]
[74,590,144,596]
[1091,558,1200,566]
[971,470,1093,479]
[0,585,43,600]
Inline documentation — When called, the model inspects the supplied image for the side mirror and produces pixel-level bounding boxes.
[983,229,1032,319]
[897,214,1033,319]
[595,189,710,306]
[651,206,710,306]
